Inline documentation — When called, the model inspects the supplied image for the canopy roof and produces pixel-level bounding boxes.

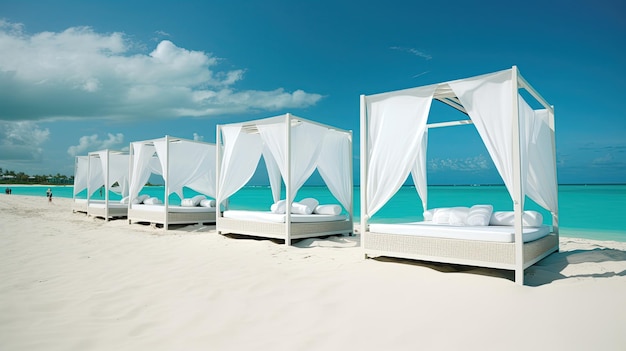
[361,66,558,220]
[216,113,353,215]
[129,136,216,203]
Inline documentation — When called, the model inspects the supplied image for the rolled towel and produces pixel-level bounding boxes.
[490,211,544,227]
[271,200,286,214]
[314,204,342,215]
[181,195,206,207]
[200,199,216,207]
[132,194,150,204]
[143,197,162,205]
[291,202,313,215]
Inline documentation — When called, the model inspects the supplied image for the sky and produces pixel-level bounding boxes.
[0,0,624,185]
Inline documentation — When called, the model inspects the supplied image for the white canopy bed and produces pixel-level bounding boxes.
[360,66,559,285]
[128,136,217,229]
[216,114,354,245]
[86,150,130,220]
[72,155,90,213]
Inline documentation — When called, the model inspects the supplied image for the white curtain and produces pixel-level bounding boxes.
[317,129,353,212]
[88,154,104,198]
[263,144,282,203]
[526,109,558,213]
[108,153,130,197]
[449,70,516,201]
[73,156,89,196]
[153,139,216,200]
[129,142,157,201]
[218,125,263,203]
[365,86,435,218]
[258,120,327,203]
[410,130,428,211]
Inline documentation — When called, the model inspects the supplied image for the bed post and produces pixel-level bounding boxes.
[348,129,355,235]
[549,106,559,248]
[285,113,292,246]
[215,124,223,234]
[105,150,110,221]
[511,66,525,285]
[164,135,170,230]
[127,142,133,225]
[360,94,368,255]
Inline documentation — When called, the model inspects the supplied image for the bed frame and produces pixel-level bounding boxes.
[217,216,353,241]
[364,230,558,271]
[128,206,216,229]
[88,203,128,220]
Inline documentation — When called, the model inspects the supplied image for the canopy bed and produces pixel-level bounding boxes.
[360,66,559,285]
[86,149,130,220]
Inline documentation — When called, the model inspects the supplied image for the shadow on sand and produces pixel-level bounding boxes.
[372,247,626,287]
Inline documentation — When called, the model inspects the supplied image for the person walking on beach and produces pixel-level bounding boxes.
[46,188,52,203]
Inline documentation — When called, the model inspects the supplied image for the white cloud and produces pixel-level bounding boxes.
[0,121,50,160]
[428,155,491,172]
[67,133,125,157]
[390,46,432,60]
[0,21,323,122]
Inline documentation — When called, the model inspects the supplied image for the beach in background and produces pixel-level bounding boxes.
[4,183,625,242]
[1,195,625,351]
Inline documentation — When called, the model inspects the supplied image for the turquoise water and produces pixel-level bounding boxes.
[3,184,625,242]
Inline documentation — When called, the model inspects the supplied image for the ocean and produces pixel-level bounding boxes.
[3,184,625,242]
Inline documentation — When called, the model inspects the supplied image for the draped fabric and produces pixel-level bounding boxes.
[129,142,158,201]
[218,115,353,212]
[410,130,428,211]
[526,109,558,213]
[365,86,436,218]
[87,154,104,197]
[317,129,353,212]
[257,119,328,203]
[449,70,517,201]
[152,139,215,200]
[217,125,263,203]
[107,153,130,197]
[73,156,89,196]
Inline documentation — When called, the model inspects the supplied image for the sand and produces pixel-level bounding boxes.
[1,195,625,351]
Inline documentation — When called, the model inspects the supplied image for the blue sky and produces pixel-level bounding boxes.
[0,0,624,185]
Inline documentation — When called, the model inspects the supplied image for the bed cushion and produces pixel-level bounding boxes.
[490,211,544,227]
[271,200,286,214]
[182,195,206,207]
[449,207,470,226]
[314,204,342,215]
[132,194,150,204]
[200,199,216,207]
[466,204,493,226]
[143,197,162,205]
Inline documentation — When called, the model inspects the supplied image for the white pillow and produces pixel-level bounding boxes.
[271,200,286,214]
[200,199,216,207]
[143,197,162,205]
[490,211,544,227]
[299,198,319,210]
[132,194,150,204]
[291,202,313,215]
[182,195,206,207]
[449,207,470,226]
[120,196,130,204]
[432,207,453,224]
[466,204,493,226]
[314,204,342,215]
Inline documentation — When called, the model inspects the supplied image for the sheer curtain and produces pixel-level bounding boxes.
[218,125,263,204]
[365,86,435,218]
[88,154,104,198]
[317,129,353,212]
[410,130,428,211]
[73,156,89,196]
[526,109,558,213]
[258,120,327,203]
[449,70,516,200]
[129,142,157,201]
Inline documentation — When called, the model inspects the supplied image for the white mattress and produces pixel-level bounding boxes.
[369,222,551,243]
[131,204,217,213]
[223,210,347,223]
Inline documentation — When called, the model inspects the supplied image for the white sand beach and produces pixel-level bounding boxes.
[1,195,625,351]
